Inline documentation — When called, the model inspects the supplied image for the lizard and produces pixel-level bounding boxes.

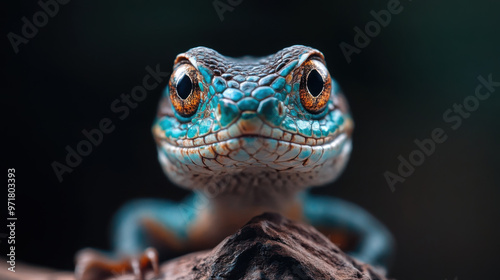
[75,45,394,280]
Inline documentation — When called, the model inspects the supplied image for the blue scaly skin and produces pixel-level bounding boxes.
[76,46,394,279]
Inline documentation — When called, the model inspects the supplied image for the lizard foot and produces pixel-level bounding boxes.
[75,247,159,280]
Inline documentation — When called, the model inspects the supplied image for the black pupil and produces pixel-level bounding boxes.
[177,74,192,99]
[307,69,324,97]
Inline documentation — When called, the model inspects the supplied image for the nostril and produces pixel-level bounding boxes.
[215,103,222,121]
[218,100,241,128]
[278,102,284,116]
[257,98,286,127]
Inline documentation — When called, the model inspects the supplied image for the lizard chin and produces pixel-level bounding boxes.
[157,132,352,198]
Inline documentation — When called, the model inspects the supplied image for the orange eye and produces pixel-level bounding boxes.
[169,63,201,117]
[299,59,331,114]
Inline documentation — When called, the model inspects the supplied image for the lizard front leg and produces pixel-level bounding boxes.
[75,196,199,280]
[302,193,395,269]
[75,247,158,280]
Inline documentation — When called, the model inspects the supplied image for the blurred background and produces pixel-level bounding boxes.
[2,0,499,279]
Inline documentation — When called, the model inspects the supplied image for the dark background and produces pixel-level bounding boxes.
[3,0,499,279]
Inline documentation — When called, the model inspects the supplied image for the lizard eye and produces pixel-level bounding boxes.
[299,59,331,114]
[169,63,201,117]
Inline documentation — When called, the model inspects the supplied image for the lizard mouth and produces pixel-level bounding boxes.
[157,132,350,172]
[157,131,352,193]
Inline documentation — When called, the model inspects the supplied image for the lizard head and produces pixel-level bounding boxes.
[153,45,353,198]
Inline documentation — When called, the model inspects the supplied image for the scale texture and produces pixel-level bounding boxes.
[153,45,353,197]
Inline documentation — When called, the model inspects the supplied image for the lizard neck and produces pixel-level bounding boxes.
[208,189,303,218]
[187,188,305,248]
[193,170,307,221]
